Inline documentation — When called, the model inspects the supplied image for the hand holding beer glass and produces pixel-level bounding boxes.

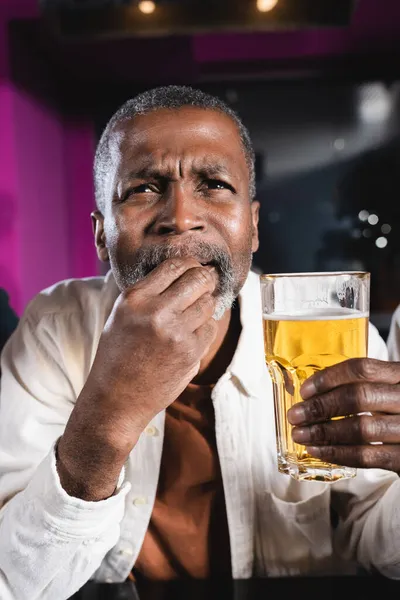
[260,271,370,482]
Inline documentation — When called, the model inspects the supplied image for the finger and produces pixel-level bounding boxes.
[305,444,400,472]
[130,257,203,296]
[300,358,400,400]
[161,265,218,312]
[181,293,217,332]
[194,318,218,358]
[288,383,400,425]
[292,414,400,446]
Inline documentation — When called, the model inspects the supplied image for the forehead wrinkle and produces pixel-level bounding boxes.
[113,115,247,185]
[121,153,181,181]
[190,158,233,177]
[122,156,239,184]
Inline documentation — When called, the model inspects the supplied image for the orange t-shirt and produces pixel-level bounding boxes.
[132,383,232,580]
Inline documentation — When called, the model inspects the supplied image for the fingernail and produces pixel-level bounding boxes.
[291,428,309,443]
[300,379,317,399]
[287,404,306,425]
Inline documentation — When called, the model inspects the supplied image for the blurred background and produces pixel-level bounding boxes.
[1,0,400,339]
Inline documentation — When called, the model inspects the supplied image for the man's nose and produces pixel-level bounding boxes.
[153,183,206,235]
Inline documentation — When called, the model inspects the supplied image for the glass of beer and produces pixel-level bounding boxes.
[260,271,370,482]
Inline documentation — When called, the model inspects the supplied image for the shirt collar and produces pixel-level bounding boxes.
[227,269,267,398]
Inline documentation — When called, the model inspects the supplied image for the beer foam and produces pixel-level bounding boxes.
[263,307,369,321]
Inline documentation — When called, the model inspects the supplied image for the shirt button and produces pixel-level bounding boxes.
[132,496,148,506]
[144,425,159,437]
[105,578,113,584]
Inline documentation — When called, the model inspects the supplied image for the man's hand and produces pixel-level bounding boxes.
[287,358,400,472]
[57,257,218,500]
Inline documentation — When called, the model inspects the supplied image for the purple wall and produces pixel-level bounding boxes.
[0,8,23,314]
[0,1,97,315]
[64,120,97,281]
[14,91,71,311]
[0,83,21,313]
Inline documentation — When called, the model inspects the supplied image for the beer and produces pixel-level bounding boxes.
[263,308,368,481]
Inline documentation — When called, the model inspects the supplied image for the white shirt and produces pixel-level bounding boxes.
[0,269,399,600]
[387,305,400,361]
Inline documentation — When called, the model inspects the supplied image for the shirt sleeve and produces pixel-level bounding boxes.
[331,320,400,578]
[387,306,400,361]
[332,470,400,578]
[367,320,389,361]
[0,309,130,600]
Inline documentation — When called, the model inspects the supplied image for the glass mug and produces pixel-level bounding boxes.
[260,271,370,482]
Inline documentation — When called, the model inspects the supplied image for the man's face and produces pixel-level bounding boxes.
[93,106,259,319]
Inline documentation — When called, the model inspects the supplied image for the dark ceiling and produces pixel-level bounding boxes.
[6,0,400,105]
[39,0,357,38]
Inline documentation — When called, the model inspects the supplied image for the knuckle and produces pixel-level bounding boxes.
[194,294,214,318]
[193,300,203,318]
[201,293,216,313]
[178,268,216,299]
[359,415,379,440]
[149,309,164,334]
[305,397,327,421]
[205,318,218,340]
[325,391,344,418]
[168,329,185,346]
[194,268,213,288]
[352,382,370,410]
[309,423,328,443]
[350,357,379,381]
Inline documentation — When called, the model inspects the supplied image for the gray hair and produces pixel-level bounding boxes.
[94,85,256,212]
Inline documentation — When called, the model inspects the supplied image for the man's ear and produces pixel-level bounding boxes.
[91,211,109,262]
[251,200,260,253]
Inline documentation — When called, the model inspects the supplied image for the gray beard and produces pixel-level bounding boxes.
[113,240,239,321]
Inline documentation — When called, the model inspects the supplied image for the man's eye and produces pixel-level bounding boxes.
[121,184,158,201]
[133,183,157,193]
[206,179,234,192]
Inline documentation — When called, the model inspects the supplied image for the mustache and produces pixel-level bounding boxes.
[130,240,233,277]
[112,239,240,320]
